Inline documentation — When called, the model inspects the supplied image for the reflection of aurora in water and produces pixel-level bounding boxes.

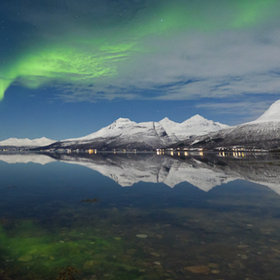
[0,155,280,279]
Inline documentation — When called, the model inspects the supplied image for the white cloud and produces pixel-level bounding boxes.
[56,27,280,106]
[195,99,275,124]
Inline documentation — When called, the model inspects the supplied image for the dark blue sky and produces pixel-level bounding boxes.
[0,0,279,140]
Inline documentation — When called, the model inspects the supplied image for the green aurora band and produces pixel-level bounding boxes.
[0,0,277,100]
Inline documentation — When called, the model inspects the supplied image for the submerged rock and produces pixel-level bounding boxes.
[18,255,32,262]
[184,265,210,274]
[136,234,148,239]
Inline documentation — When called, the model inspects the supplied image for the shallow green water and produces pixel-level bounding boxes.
[0,153,280,279]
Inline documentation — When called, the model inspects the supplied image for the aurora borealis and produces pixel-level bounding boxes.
[0,0,280,138]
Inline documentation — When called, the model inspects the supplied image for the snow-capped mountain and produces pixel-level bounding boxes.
[0,137,56,147]
[68,117,172,144]
[46,115,228,151]
[252,99,280,123]
[76,114,228,143]
[159,114,229,141]
[175,99,280,151]
[51,118,173,150]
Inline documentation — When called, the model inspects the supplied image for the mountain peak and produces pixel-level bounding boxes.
[159,117,176,124]
[114,117,132,123]
[255,99,280,122]
[37,137,50,141]
[190,114,206,120]
[161,117,171,122]
[183,114,208,124]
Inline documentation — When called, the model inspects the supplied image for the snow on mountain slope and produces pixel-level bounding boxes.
[61,118,172,149]
[184,121,280,150]
[61,115,229,149]
[0,137,56,147]
[159,114,229,141]
[68,118,136,141]
[216,99,280,145]
[253,99,280,123]
[178,100,280,150]
[0,115,227,150]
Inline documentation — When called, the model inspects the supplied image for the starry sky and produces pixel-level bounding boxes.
[0,0,280,140]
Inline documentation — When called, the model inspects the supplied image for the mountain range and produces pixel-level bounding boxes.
[0,137,55,148]
[48,114,228,151]
[0,99,279,151]
[174,100,280,151]
[0,114,228,151]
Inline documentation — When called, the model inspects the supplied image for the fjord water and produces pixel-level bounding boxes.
[0,153,280,280]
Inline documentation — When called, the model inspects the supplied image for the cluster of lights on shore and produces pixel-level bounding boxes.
[81,147,255,159]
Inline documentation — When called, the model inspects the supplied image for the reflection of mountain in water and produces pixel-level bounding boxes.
[1,153,280,195]
[57,154,233,191]
[50,153,280,195]
[0,154,56,165]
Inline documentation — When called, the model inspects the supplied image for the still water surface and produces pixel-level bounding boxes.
[0,153,280,280]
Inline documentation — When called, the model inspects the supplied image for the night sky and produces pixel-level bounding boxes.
[1,0,280,140]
